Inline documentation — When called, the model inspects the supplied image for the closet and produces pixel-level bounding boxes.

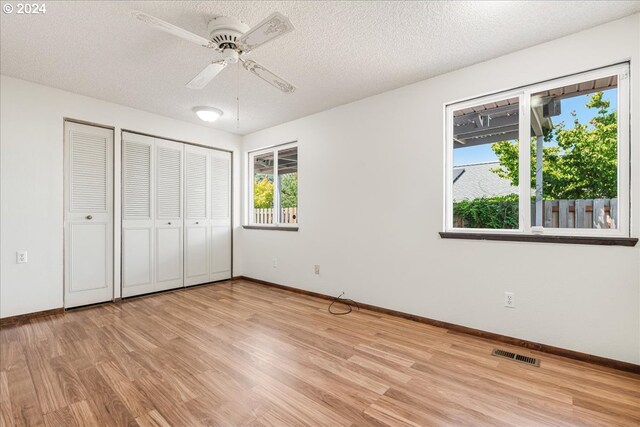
[64,121,114,308]
[122,132,231,298]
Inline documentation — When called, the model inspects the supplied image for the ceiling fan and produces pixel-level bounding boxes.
[132,10,296,93]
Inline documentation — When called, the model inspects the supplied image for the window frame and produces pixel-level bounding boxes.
[247,141,298,228]
[444,63,630,238]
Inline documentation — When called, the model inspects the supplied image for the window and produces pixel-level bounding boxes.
[450,94,522,230]
[248,143,298,227]
[445,64,629,238]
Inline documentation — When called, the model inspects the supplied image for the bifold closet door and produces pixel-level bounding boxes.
[184,145,210,286]
[122,133,155,297]
[64,122,113,308]
[154,139,184,291]
[122,135,229,297]
[122,134,184,297]
[210,150,232,281]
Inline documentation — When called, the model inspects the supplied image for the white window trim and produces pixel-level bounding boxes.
[247,141,298,228]
[444,63,630,238]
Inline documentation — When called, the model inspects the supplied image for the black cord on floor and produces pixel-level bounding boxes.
[328,292,360,315]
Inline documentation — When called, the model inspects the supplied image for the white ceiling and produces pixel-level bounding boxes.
[2,1,639,135]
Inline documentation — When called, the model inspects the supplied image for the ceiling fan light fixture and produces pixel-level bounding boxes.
[193,106,223,122]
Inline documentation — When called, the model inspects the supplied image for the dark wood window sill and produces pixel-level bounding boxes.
[243,225,299,232]
[439,232,638,247]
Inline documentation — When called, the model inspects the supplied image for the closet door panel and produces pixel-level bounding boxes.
[69,223,108,292]
[154,139,183,290]
[210,225,231,281]
[185,227,209,283]
[122,228,152,287]
[184,145,210,286]
[210,150,232,281]
[122,133,155,297]
[155,226,182,289]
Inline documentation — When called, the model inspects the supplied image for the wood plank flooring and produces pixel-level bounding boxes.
[1,280,639,426]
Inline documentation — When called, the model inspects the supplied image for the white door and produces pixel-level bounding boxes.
[210,150,232,281]
[184,145,210,286]
[64,122,113,308]
[122,132,155,297]
[154,139,184,291]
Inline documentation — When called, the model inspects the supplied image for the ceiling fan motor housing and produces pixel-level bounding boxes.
[207,16,250,51]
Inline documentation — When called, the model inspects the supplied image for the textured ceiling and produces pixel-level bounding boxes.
[2,1,639,135]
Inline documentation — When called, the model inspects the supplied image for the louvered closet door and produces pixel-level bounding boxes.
[210,150,232,281]
[184,145,210,286]
[64,122,113,308]
[154,139,184,291]
[122,132,155,297]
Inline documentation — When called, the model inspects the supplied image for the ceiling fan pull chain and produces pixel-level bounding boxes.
[237,61,240,129]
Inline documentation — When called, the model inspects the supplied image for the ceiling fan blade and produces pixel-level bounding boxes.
[238,12,294,52]
[242,60,296,94]
[132,10,216,49]
[186,60,227,89]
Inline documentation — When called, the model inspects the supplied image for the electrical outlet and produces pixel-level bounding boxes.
[504,292,515,308]
[314,265,320,275]
[16,251,27,264]
[272,258,278,268]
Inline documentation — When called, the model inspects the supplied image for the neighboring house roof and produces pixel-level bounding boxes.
[453,161,517,202]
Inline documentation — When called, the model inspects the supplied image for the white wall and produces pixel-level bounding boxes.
[241,14,640,364]
[0,76,242,318]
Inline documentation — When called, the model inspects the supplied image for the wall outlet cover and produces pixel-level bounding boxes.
[504,292,515,308]
[16,251,28,264]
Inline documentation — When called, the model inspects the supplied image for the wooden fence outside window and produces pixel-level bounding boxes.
[254,208,298,224]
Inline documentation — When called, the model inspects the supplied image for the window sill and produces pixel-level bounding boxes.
[243,225,299,232]
[439,232,638,247]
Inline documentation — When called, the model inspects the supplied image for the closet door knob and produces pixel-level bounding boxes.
[195,222,199,225]
[167,222,172,225]
[86,215,93,220]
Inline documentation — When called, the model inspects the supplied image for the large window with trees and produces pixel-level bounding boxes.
[445,64,629,237]
[248,143,298,227]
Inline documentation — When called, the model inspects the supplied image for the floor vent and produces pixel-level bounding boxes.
[492,348,540,367]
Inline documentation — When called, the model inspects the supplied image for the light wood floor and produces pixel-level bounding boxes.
[1,280,639,427]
